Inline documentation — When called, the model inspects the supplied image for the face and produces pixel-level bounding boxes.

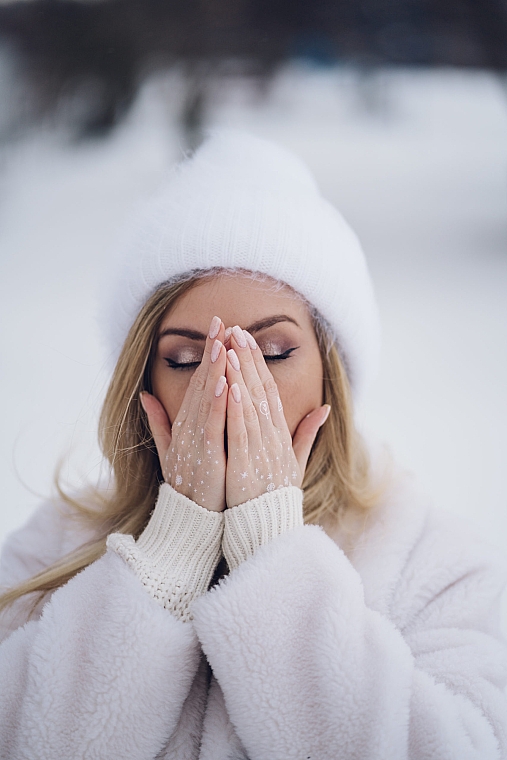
[151,274,324,437]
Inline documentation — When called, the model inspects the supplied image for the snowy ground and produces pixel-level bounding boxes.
[1,66,506,629]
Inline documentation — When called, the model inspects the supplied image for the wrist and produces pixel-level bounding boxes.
[223,486,304,570]
[107,483,224,621]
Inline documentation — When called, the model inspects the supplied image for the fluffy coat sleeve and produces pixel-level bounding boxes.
[191,490,507,759]
[0,484,223,760]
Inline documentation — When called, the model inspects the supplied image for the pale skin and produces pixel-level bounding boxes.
[140,274,330,513]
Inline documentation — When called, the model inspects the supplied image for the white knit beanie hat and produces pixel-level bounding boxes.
[105,130,381,403]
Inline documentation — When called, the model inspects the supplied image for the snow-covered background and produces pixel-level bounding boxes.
[1,66,506,627]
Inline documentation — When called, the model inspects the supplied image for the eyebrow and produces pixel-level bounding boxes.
[245,315,300,333]
[158,315,300,342]
[158,327,207,341]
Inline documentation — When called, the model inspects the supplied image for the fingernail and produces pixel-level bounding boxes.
[211,339,222,363]
[231,383,241,403]
[139,392,147,412]
[224,326,232,342]
[243,330,257,349]
[209,316,221,340]
[320,405,331,425]
[215,375,227,397]
[227,348,240,371]
[232,325,247,348]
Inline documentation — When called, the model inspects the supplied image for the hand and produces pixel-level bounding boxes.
[224,325,330,508]
[140,316,229,512]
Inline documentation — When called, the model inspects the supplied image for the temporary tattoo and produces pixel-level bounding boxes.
[260,400,270,418]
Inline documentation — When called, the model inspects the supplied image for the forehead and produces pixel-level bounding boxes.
[161,274,312,331]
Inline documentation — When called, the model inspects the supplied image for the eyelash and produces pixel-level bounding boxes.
[164,347,299,371]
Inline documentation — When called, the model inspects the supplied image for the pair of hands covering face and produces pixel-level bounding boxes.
[140,316,330,512]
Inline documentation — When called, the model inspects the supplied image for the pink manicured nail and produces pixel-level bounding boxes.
[231,383,241,403]
[224,326,232,342]
[320,405,331,425]
[227,348,240,371]
[139,392,147,412]
[243,330,257,349]
[215,376,227,397]
[211,339,222,363]
[209,316,221,340]
[232,325,247,348]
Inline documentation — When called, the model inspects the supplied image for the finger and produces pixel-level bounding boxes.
[198,340,227,429]
[201,316,225,371]
[205,374,228,442]
[292,405,331,473]
[181,317,225,421]
[140,391,172,462]
[225,348,262,448]
[229,326,278,432]
[226,382,249,460]
[241,328,287,430]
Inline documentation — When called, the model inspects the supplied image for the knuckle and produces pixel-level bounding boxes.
[190,370,206,393]
[204,420,223,441]
[250,382,266,402]
[231,429,248,450]
[243,403,258,425]
[264,376,278,396]
[199,397,211,418]
[241,350,254,366]
[203,420,218,440]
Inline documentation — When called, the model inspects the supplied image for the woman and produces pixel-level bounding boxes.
[0,131,505,759]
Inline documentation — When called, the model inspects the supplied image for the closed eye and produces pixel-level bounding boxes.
[164,358,201,371]
[264,347,299,362]
[165,346,298,370]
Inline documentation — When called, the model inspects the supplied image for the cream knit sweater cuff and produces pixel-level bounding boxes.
[223,486,304,571]
[107,483,224,623]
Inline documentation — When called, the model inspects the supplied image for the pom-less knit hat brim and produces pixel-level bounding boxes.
[104,130,381,404]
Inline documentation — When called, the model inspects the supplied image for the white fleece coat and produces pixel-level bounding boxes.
[0,473,506,759]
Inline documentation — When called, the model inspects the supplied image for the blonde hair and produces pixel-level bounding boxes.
[0,271,383,616]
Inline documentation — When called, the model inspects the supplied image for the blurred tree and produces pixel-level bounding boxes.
[0,0,506,144]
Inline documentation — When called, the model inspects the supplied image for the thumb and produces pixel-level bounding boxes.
[140,391,172,465]
[292,405,331,474]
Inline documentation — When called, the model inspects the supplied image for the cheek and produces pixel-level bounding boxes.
[151,366,194,425]
[275,363,323,436]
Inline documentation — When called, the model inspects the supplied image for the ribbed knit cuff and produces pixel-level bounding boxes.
[107,483,224,622]
[223,486,303,571]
